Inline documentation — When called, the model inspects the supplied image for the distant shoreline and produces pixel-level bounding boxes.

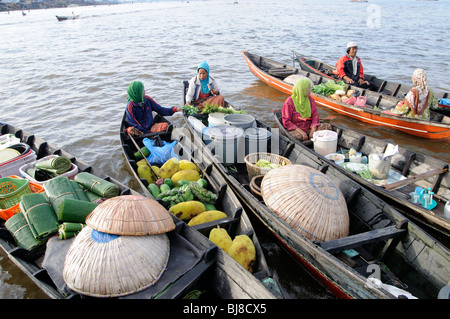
[0,1,115,12]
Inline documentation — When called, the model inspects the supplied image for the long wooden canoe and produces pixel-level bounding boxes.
[0,122,276,299]
[119,113,282,298]
[242,51,450,140]
[272,109,450,245]
[181,97,450,299]
[293,51,450,117]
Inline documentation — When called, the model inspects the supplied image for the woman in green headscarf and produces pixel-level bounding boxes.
[125,81,181,135]
[281,78,331,141]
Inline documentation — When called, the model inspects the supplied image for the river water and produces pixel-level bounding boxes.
[0,0,448,299]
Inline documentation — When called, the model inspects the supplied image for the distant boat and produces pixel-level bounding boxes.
[56,14,79,21]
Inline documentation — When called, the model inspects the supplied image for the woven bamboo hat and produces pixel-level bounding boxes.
[261,165,349,242]
[63,226,170,297]
[85,195,175,235]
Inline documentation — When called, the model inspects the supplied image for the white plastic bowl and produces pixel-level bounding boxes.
[325,153,345,165]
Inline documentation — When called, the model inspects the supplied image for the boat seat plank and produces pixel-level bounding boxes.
[320,226,407,254]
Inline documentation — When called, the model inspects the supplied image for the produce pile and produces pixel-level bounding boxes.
[135,153,256,272]
[182,103,247,116]
[254,159,282,169]
[311,80,356,102]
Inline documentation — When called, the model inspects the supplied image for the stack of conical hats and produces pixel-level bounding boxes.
[261,165,349,243]
[63,195,175,297]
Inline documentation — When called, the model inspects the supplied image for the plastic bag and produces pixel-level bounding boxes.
[142,138,179,166]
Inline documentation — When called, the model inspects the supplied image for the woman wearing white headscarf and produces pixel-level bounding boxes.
[386,69,437,120]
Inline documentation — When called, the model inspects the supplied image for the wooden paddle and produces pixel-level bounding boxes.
[383,167,448,191]
[127,132,159,180]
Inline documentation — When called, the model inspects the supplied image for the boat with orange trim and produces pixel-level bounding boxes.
[242,51,450,140]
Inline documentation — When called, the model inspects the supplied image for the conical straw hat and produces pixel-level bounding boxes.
[63,226,170,297]
[261,165,349,242]
[85,195,175,235]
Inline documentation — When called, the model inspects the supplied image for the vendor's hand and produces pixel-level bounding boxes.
[296,128,308,141]
[309,127,317,139]
[174,107,182,112]
[358,78,369,86]
[211,90,220,95]
[344,76,354,84]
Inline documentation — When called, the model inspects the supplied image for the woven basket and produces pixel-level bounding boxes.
[0,177,31,209]
[261,164,349,243]
[244,152,292,182]
[63,226,170,297]
[85,195,175,236]
[0,175,45,221]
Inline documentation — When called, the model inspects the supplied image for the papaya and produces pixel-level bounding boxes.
[137,165,156,184]
[209,226,233,253]
[228,235,256,273]
[158,157,180,179]
[187,210,227,226]
[151,166,160,177]
[179,160,199,172]
[137,159,148,166]
[159,184,171,193]
[168,200,206,221]
[171,169,201,186]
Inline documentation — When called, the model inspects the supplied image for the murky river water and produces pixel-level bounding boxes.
[0,0,448,298]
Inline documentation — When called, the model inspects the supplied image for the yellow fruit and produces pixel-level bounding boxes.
[209,226,232,253]
[228,235,256,273]
[168,201,206,221]
[137,165,156,184]
[137,159,148,166]
[151,166,160,177]
[158,157,180,179]
[179,160,199,172]
[171,169,201,186]
[187,210,227,226]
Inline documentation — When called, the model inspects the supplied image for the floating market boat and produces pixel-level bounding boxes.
[181,89,450,299]
[272,109,450,245]
[56,15,79,21]
[242,51,450,140]
[119,112,282,297]
[0,122,276,299]
[293,51,450,116]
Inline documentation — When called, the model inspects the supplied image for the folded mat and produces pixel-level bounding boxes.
[58,222,85,240]
[44,176,79,212]
[57,198,98,223]
[20,193,59,240]
[34,156,72,175]
[5,212,44,251]
[74,172,119,198]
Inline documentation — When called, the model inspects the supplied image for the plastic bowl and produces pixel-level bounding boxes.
[325,153,345,165]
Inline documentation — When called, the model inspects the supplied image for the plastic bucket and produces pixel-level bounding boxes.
[312,130,337,156]
[224,114,255,130]
[244,128,271,156]
[368,154,391,179]
[208,112,226,127]
[204,125,244,166]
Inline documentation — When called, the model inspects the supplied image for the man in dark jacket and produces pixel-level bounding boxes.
[336,42,370,88]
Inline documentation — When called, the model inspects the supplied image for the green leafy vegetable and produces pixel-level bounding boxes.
[312,80,347,96]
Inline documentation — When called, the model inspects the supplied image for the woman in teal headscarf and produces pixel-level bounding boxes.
[281,78,331,141]
[185,61,225,109]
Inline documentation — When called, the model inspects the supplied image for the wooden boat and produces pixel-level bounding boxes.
[0,122,276,299]
[56,15,79,21]
[242,51,450,140]
[293,51,450,116]
[181,95,450,299]
[119,112,282,298]
[272,109,450,245]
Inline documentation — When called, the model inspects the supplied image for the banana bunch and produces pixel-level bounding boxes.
[189,182,218,204]
[158,184,194,206]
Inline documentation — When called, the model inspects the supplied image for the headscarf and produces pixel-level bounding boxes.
[127,81,144,103]
[406,69,429,115]
[197,61,210,94]
[291,78,312,118]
